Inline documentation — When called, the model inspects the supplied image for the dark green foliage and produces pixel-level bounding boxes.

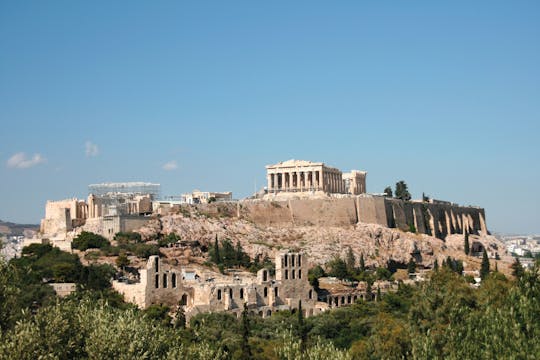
[80,264,115,291]
[383,186,393,197]
[297,300,307,353]
[72,231,110,251]
[1,258,540,359]
[208,237,272,276]
[433,259,439,270]
[210,235,221,264]
[375,267,392,280]
[241,303,252,359]
[511,257,524,279]
[407,258,416,274]
[144,304,172,327]
[480,249,490,279]
[115,253,129,268]
[114,231,142,244]
[359,253,366,272]
[395,180,411,201]
[308,265,325,290]
[408,223,416,233]
[345,246,355,272]
[464,231,470,255]
[327,257,349,280]
[158,233,180,247]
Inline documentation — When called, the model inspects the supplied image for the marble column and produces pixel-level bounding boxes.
[267,174,272,192]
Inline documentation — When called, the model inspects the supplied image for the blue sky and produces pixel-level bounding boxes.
[1,1,539,234]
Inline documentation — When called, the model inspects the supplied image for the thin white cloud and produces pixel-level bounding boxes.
[85,141,99,157]
[6,152,47,169]
[162,160,178,171]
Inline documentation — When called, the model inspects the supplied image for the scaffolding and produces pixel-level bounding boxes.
[88,182,161,199]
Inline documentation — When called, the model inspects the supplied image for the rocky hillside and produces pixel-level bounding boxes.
[137,207,509,273]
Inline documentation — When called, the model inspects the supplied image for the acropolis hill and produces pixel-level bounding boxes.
[27,159,508,314]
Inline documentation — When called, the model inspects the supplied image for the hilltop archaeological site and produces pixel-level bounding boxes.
[23,159,508,319]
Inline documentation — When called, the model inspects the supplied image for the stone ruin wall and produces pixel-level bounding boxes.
[113,254,322,320]
[189,196,487,239]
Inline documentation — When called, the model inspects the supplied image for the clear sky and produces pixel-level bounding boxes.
[1,1,539,234]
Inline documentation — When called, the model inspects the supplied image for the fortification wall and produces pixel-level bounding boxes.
[232,196,486,239]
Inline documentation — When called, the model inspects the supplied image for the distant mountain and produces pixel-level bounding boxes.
[0,220,39,236]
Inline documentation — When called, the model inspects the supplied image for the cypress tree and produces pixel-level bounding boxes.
[359,253,366,272]
[433,259,439,271]
[297,300,307,354]
[511,257,524,279]
[241,303,252,359]
[480,249,490,279]
[213,235,221,265]
[345,246,356,274]
[407,258,416,274]
[464,231,470,255]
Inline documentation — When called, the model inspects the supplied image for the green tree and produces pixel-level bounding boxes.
[359,253,366,272]
[395,181,411,201]
[464,231,470,255]
[72,231,110,251]
[328,257,349,280]
[211,235,221,265]
[241,303,252,359]
[116,253,129,269]
[433,259,439,271]
[297,300,307,354]
[345,246,356,273]
[511,257,524,279]
[407,258,416,274]
[480,249,490,279]
[384,186,393,197]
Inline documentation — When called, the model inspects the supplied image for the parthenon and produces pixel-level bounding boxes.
[266,159,366,195]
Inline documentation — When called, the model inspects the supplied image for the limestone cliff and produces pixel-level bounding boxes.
[136,207,506,272]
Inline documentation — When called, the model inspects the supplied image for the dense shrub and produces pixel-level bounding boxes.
[72,231,110,251]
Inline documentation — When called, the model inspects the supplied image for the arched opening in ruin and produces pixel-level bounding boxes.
[266,309,272,317]
[353,295,358,302]
[240,288,244,299]
[284,255,288,267]
[258,311,263,317]
[298,254,301,267]
[264,287,268,297]
[154,274,159,289]
[229,288,233,299]
[180,294,188,306]
[285,270,288,280]
[298,269,302,279]
[291,255,295,267]
[292,270,295,279]
[263,270,268,282]
[171,273,177,288]
[308,290,313,300]
[347,295,351,304]
[334,297,338,307]
[341,296,345,305]
[274,287,278,297]
[163,274,167,288]
[154,258,159,272]
[217,289,222,300]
